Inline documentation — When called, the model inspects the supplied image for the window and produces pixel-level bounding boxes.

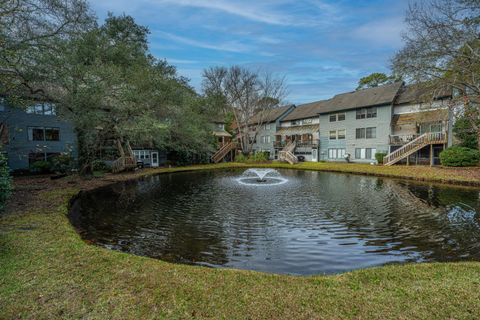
[28,127,60,141]
[329,148,346,159]
[356,107,376,119]
[356,109,366,119]
[366,127,376,139]
[303,118,313,124]
[217,123,224,130]
[45,128,60,141]
[329,130,337,140]
[356,128,366,139]
[25,102,56,115]
[291,120,298,125]
[356,127,376,139]
[355,148,377,160]
[337,129,346,139]
[264,123,271,130]
[329,113,346,122]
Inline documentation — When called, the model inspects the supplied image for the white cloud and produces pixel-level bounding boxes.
[351,17,405,48]
[154,31,252,53]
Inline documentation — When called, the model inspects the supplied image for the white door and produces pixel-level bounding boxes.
[312,149,318,162]
[151,151,159,167]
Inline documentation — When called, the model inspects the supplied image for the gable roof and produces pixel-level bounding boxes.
[395,84,452,105]
[281,99,331,121]
[317,82,403,114]
[248,104,295,125]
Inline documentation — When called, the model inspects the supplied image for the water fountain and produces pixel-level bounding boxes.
[236,168,288,186]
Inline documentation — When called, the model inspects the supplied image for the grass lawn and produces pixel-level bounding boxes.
[1,163,480,319]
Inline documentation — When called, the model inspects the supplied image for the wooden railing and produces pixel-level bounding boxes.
[111,156,137,173]
[278,141,298,164]
[274,140,319,148]
[279,150,298,165]
[383,132,447,166]
[212,141,237,163]
[389,134,420,145]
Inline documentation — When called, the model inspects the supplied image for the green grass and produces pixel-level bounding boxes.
[1,164,480,319]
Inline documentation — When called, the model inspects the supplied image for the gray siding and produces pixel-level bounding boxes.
[0,105,78,170]
[251,105,295,159]
[251,123,277,158]
[319,104,391,162]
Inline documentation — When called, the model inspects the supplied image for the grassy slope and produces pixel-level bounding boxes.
[1,164,480,319]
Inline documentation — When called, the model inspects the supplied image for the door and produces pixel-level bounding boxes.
[312,148,318,162]
[151,151,159,167]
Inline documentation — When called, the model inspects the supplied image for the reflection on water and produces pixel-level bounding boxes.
[69,169,480,275]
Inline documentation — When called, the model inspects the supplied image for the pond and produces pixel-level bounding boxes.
[69,169,480,275]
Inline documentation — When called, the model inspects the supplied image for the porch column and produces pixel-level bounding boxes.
[430,144,434,166]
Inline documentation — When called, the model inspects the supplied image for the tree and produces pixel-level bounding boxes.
[454,113,479,149]
[392,0,480,149]
[0,0,95,98]
[202,66,287,154]
[356,72,395,90]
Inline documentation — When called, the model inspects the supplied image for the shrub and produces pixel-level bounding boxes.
[440,146,480,167]
[375,152,387,164]
[249,151,269,163]
[30,160,51,173]
[235,152,270,163]
[0,152,11,211]
[50,154,75,174]
[92,159,110,172]
[235,153,247,162]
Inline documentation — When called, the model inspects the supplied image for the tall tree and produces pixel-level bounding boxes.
[0,0,95,98]
[356,72,395,90]
[392,0,480,148]
[202,66,287,154]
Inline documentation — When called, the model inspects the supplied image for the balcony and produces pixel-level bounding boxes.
[389,134,420,145]
[274,139,319,148]
[389,132,447,145]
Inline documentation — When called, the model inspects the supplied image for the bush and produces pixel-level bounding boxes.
[375,152,387,164]
[235,152,270,163]
[30,160,51,173]
[440,146,480,167]
[50,154,75,174]
[0,152,12,211]
[235,153,247,162]
[92,159,110,172]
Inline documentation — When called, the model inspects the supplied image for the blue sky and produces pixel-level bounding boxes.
[91,0,409,104]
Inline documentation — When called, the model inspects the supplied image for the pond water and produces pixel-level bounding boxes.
[69,169,480,275]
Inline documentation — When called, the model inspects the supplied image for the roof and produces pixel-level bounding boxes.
[276,124,319,135]
[281,100,331,121]
[248,104,294,125]
[317,82,403,114]
[395,85,452,105]
[213,130,232,137]
[392,109,449,126]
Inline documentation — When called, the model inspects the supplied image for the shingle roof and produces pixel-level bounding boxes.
[281,100,331,121]
[317,82,403,114]
[248,104,294,125]
[395,84,452,105]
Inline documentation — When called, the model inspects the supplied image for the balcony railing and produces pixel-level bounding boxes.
[274,140,319,148]
[389,134,420,145]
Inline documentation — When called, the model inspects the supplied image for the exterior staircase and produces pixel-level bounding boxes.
[212,141,237,163]
[278,141,298,165]
[383,132,447,166]
[111,156,137,173]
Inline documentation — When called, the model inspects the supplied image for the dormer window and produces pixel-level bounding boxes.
[26,102,56,115]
